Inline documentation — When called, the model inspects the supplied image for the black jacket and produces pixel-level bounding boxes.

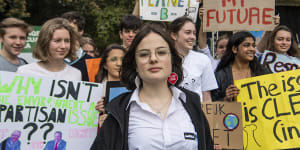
[211,64,270,101]
[71,53,93,81]
[90,88,213,150]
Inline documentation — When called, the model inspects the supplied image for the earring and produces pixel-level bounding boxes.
[135,75,141,88]
[168,72,178,85]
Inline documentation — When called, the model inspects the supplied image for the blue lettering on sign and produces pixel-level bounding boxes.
[178,0,184,7]
[151,12,157,15]
[171,12,177,16]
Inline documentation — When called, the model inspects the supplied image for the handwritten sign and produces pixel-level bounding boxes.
[235,70,300,149]
[203,0,275,32]
[202,102,243,149]
[139,0,199,22]
[260,50,300,73]
[23,26,41,52]
[0,71,103,150]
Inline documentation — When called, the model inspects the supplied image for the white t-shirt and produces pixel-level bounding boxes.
[17,62,82,81]
[127,87,197,150]
[197,45,220,71]
[180,50,218,101]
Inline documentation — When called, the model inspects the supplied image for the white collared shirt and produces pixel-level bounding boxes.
[127,87,198,150]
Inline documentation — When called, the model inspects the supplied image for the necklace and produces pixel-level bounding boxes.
[139,91,172,119]
[232,67,252,80]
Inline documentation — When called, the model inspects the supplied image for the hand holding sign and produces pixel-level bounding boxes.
[225,84,240,101]
[199,7,204,21]
[95,97,105,113]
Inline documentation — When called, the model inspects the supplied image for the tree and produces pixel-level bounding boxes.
[0,0,29,19]
[0,0,136,54]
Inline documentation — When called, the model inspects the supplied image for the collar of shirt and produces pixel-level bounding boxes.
[126,86,186,111]
[64,47,85,64]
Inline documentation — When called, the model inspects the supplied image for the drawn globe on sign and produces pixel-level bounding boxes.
[223,113,239,130]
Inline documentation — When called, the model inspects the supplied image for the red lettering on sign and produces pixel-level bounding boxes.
[262,8,273,25]
[249,7,260,25]
[237,8,248,24]
[222,0,244,7]
[205,6,274,27]
[222,0,236,7]
[241,0,244,7]
[206,9,216,27]
[216,10,226,24]
[227,9,236,24]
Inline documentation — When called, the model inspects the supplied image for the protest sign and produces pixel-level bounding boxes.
[0,71,103,150]
[105,81,130,106]
[139,0,199,22]
[260,50,300,73]
[86,58,101,82]
[202,102,243,149]
[203,0,275,32]
[235,69,300,149]
[19,26,41,63]
[23,26,41,52]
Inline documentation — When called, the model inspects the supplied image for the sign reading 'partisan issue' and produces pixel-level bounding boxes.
[235,69,300,150]
[0,71,103,150]
[203,0,275,32]
[260,50,300,73]
[202,102,243,149]
[139,0,199,22]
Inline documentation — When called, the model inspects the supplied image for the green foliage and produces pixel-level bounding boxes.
[94,6,129,51]
[0,0,29,18]
[54,0,136,52]
[0,0,136,54]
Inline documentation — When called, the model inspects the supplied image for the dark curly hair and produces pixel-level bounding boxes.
[121,23,183,90]
[119,14,142,31]
[61,11,85,32]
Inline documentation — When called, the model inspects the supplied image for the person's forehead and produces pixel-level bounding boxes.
[12,131,20,136]
[3,27,27,35]
[83,44,94,49]
[55,132,61,136]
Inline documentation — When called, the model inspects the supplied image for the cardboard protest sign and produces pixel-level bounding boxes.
[0,71,103,150]
[203,0,275,32]
[260,50,300,73]
[235,69,300,149]
[202,102,243,149]
[139,0,199,22]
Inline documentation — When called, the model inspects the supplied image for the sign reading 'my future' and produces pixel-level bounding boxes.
[203,0,275,32]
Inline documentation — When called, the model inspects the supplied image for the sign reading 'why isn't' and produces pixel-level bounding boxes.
[0,71,103,150]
